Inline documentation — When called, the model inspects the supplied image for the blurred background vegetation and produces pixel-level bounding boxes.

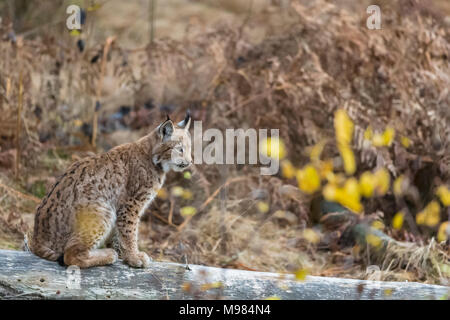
[0,0,449,290]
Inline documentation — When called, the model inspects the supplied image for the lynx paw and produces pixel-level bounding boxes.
[124,251,152,268]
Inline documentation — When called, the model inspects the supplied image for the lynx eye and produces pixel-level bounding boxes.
[178,146,184,153]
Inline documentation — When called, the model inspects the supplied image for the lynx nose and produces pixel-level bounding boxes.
[176,160,190,168]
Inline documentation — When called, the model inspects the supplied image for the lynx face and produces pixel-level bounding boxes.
[152,114,192,172]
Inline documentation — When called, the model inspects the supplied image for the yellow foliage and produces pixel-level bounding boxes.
[296,165,321,194]
[373,168,390,196]
[294,268,309,281]
[201,282,223,291]
[436,185,450,206]
[338,144,356,175]
[171,186,184,197]
[364,126,373,141]
[334,109,354,145]
[325,172,346,185]
[371,220,385,230]
[416,201,440,227]
[384,289,393,296]
[323,178,362,213]
[183,171,192,179]
[366,233,383,248]
[303,228,320,244]
[180,206,197,217]
[372,127,395,147]
[393,175,407,197]
[437,222,449,242]
[157,188,168,200]
[69,29,81,36]
[265,296,281,300]
[182,189,193,200]
[392,211,405,230]
[309,140,326,163]
[359,171,376,198]
[257,201,270,213]
[281,160,296,179]
[400,136,411,148]
[318,160,334,180]
[259,137,286,160]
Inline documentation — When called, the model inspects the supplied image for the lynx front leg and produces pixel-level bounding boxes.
[116,201,151,268]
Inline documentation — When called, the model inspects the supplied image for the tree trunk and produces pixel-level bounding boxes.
[0,250,447,300]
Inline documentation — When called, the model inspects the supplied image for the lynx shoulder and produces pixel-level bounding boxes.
[30,113,192,268]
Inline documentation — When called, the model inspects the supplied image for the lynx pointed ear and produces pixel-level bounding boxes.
[158,119,174,141]
[177,110,191,130]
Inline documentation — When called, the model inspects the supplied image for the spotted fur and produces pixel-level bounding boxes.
[29,113,192,268]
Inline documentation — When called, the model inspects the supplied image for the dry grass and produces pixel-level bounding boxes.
[0,0,449,285]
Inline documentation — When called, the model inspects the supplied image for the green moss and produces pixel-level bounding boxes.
[30,180,47,199]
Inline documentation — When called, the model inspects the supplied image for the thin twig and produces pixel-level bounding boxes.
[149,0,156,44]
[91,36,115,148]
[15,73,23,179]
[0,181,41,204]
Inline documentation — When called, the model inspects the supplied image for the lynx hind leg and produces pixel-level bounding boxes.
[64,206,118,268]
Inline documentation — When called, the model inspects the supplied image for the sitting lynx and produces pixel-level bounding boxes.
[29,112,192,268]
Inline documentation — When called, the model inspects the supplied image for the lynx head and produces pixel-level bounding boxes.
[152,111,192,172]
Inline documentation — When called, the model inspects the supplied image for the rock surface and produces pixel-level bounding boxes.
[0,250,448,300]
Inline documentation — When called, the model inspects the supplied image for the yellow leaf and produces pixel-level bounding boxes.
[341,178,363,213]
[325,172,346,185]
[334,109,354,145]
[259,137,286,160]
[437,222,449,242]
[436,185,450,206]
[400,136,411,148]
[392,211,405,230]
[183,171,192,179]
[323,183,337,201]
[296,164,321,194]
[366,233,382,248]
[384,289,393,296]
[182,190,193,200]
[416,211,426,225]
[171,186,184,197]
[318,160,334,180]
[294,268,309,281]
[382,127,395,146]
[180,206,197,217]
[364,126,373,141]
[323,179,362,214]
[374,168,390,196]
[281,160,296,179]
[265,296,281,300]
[372,127,395,147]
[257,201,269,213]
[393,175,407,197]
[371,220,385,230]
[309,140,326,163]
[303,228,320,244]
[157,188,168,200]
[69,29,81,36]
[359,171,376,198]
[417,201,440,227]
[87,3,103,11]
[338,144,356,175]
[201,282,223,291]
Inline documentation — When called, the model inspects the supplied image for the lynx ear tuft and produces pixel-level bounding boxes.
[177,110,191,130]
[158,119,174,141]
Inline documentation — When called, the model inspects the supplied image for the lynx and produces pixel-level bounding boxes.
[29,112,192,268]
